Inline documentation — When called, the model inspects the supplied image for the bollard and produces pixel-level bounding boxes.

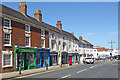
[46,64,48,70]
[45,60,48,70]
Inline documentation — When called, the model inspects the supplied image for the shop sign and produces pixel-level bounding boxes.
[38,51,47,53]
[18,48,37,53]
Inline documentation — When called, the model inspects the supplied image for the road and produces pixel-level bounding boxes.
[12,60,119,80]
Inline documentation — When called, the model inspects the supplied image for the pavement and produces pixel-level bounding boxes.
[1,62,83,80]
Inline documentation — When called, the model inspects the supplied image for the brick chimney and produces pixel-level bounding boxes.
[71,32,74,35]
[56,21,62,30]
[19,2,27,16]
[79,36,83,41]
[34,9,42,22]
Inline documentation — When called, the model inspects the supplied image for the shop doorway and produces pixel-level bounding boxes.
[24,53,29,70]
[41,53,44,67]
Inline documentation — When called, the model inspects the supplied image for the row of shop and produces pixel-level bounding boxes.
[14,46,80,71]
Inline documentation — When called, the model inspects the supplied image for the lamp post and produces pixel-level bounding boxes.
[108,40,115,50]
[108,40,115,57]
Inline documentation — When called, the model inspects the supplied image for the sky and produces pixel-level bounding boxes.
[2,2,118,49]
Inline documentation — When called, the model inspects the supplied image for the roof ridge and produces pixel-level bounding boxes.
[1,4,27,16]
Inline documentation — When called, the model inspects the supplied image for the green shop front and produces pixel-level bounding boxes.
[15,46,37,71]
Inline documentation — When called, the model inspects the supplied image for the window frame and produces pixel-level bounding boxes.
[41,29,45,36]
[4,33,11,46]
[25,25,30,33]
[25,36,30,47]
[41,39,45,48]
[2,51,13,68]
[4,18,11,28]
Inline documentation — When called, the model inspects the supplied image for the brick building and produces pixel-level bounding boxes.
[93,46,109,52]
[0,2,95,73]
[0,2,82,73]
[0,2,51,72]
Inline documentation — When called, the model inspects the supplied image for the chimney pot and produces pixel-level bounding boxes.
[79,36,83,41]
[34,9,42,22]
[19,2,27,16]
[56,21,62,30]
[71,32,74,35]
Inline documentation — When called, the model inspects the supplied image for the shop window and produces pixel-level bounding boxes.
[37,53,40,65]
[25,25,30,32]
[2,50,13,68]
[44,53,48,61]
[30,54,34,65]
[26,37,30,47]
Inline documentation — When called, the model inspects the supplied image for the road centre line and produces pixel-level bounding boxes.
[61,74,71,78]
[77,69,87,73]
[90,65,97,69]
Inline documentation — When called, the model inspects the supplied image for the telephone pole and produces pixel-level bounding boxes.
[108,40,115,50]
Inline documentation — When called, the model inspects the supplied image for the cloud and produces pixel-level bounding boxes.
[86,32,95,36]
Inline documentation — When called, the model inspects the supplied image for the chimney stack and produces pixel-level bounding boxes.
[71,32,74,35]
[56,21,62,30]
[34,9,42,22]
[19,2,27,16]
[79,36,83,41]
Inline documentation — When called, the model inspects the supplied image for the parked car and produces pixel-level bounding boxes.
[83,57,94,64]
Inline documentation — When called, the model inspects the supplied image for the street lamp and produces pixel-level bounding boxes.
[108,40,115,57]
[108,40,115,50]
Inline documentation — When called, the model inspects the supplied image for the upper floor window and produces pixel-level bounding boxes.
[41,39,45,48]
[63,43,66,50]
[26,37,30,47]
[41,29,45,36]
[52,34,54,38]
[4,18,11,28]
[51,41,55,50]
[69,45,71,51]
[4,33,11,46]
[25,25,30,32]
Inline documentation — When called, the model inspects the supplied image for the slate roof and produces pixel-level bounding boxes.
[82,40,93,46]
[79,40,86,45]
[0,4,78,40]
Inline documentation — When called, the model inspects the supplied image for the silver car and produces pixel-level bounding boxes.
[83,58,94,64]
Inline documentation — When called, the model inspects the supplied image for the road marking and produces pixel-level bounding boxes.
[61,74,71,78]
[77,69,87,73]
[14,64,80,79]
[90,65,97,69]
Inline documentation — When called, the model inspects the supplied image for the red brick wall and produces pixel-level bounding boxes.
[45,31,49,48]
[2,19,26,72]
[31,26,41,48]
[2,17,50,72]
